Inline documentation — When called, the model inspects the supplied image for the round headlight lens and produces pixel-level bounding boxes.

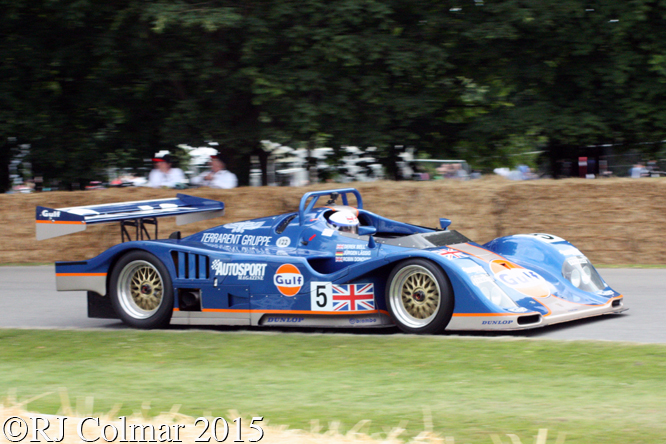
[570,268,581,288]
[581,265,592,284]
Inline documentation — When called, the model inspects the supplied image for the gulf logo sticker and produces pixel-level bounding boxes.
[274,264,303,297]
[490,260,550,298]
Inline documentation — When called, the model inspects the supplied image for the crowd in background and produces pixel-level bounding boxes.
[146,152,237,189]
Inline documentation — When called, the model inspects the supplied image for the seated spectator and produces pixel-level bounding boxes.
[191,154,238,189]
[147,154,186,188]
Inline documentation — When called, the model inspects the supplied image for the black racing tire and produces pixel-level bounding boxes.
[109,250,174,329]
[385,258,454,334]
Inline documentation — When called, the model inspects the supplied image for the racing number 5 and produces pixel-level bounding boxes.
[315,285,327,307]
[310,282,332,311]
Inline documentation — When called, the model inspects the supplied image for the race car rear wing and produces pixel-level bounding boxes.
[36,194,225,241]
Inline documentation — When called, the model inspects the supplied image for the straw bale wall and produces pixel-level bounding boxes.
[2,177,665,265]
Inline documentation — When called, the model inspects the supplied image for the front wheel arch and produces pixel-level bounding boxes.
[385,258,454,334]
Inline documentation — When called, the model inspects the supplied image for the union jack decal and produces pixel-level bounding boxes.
[436,248,467,260]
[332,283,375,311]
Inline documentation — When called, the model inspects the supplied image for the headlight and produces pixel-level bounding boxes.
[570,268,581,288]
[562,256,605,292]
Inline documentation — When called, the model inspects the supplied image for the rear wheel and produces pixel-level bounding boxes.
[110,251,173,329]
[386,259,453,334]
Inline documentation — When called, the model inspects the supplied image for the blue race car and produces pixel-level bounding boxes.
[36,188,626,333]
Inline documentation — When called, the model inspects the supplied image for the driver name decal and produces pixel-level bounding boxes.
[335,244,371,262]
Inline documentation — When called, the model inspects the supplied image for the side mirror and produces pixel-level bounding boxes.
[439,218,451,230]
[358,226,377,236]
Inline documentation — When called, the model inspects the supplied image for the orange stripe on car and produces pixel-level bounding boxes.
[36,220,86,224]
[452,312,539,317]
[56,273,107,277]
[173,308,390,315]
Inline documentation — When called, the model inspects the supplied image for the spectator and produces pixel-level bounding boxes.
[646,160,659,177]
[453,163,469,180]
[629,162,648,179]
[436,163,452,178]
[147,154,186,188]
[191,154,238,189]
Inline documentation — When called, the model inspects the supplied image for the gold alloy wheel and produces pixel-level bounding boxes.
[117,260,164,319]
[389,264,442,328]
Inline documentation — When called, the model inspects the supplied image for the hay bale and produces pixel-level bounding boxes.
[2,178,665,265]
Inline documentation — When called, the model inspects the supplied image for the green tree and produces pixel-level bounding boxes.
[454,0,666,173]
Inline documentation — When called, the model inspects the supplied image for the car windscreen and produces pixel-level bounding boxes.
[421,230,471,247]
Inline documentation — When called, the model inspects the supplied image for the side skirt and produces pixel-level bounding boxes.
[170,310,393,328]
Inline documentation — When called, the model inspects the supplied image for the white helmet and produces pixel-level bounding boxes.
[327,210,359,234]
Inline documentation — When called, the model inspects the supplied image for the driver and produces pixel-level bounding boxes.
[327,210,359,234]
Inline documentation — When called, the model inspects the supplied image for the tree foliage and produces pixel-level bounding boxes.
[2,0,666,190]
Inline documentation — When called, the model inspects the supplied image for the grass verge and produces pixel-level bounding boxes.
[1,329,665,443]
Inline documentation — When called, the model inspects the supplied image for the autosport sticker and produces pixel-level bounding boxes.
[201,232,272,247]
[211,260,267,280]
[274,264,303,296]
[335,244,371,262]
[489,260,550,298]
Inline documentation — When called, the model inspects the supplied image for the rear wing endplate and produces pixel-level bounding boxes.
[36,194,224,240]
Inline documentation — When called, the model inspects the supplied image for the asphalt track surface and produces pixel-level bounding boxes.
[0,266,662,344]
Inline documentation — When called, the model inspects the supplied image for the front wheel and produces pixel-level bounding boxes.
[385,259,454,334]
[109,251,174,329]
